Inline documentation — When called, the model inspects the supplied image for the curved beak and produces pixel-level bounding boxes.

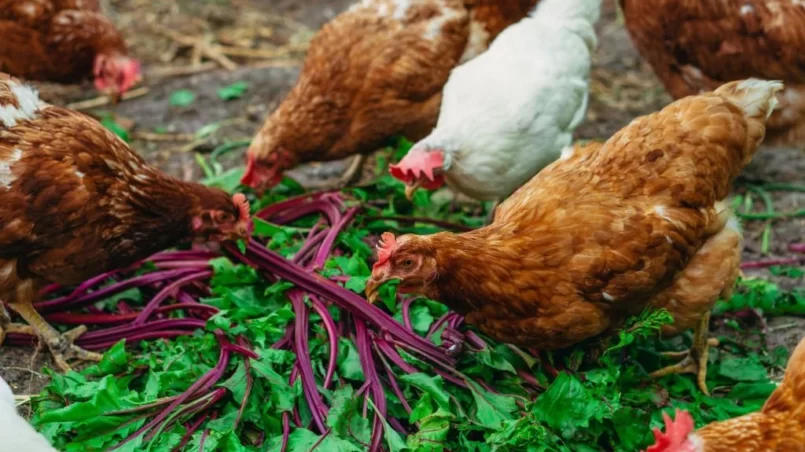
[364,276,388,304]
[404,181,420,201]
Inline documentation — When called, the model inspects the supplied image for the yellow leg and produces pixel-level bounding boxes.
[338,154,368,188]
[9,287,102,372]
[0,303,34,345]
[650,311,719,395]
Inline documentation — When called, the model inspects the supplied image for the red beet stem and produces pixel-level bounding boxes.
[134,271,212,325]
[741,256,805,269]
[290,292,329,433]
[310,295,339,390]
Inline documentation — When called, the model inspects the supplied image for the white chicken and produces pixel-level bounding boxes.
[389,0,600,202]
[0,375,58,452]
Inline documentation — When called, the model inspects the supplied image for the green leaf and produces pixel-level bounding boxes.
[409,393,434,424]
[169,89,196,107]
[217,81,250,100]
[251,349,299,412]
[84,340,130,376]
[606,309,673,355]
[221,361,249,404]
[407,409,453,452]
[531,373,608,439]
[100,116,130,142]
[37,375,137,423]
[337,338,364,381]
[718,355,768,382]
[466,380,517,429]
[366,398,409,452]
[399,373,450,410]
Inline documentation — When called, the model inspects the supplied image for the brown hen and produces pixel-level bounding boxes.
[241,0,539,191]
[0,74,251,371]
[0,0,140,97]
[647,336,805,452]
[620,0,805,147]
[366,79,782,393]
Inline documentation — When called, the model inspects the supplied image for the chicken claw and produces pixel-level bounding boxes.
[9,301,102,372]
[650,312,719,395]
[0,304,34,346]
[45,325,103,372]
[337,154,368,189]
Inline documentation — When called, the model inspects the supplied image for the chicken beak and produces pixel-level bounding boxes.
[404,182,420,200]
[364,277,383,304]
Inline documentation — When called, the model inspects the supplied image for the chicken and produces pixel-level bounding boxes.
[647,336,805,452]
[620,0,805,147]
[0,375,59,452]
[365,79,782,393]
[0,74,251,371]
[0,0,141,98]
[241,0,540,192]
[389,0,599,203]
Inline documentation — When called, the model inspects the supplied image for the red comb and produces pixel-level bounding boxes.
[373,232,397,270]
[389,148,445,189]
[646,410,695,452]
[233,193,250,221]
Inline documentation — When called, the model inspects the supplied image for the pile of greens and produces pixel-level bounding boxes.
[23,141,804,451]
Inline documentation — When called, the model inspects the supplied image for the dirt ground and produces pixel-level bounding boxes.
[2,0,804,406]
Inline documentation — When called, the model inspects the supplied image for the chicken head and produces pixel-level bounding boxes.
[365,232,439,303]
[93,53,141,98]
[191,193,253,244]
[241,138,295,192]
[389,147,446,200]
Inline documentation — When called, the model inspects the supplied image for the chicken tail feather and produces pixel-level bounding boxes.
[762,336,805,423]
[715,78,783,122]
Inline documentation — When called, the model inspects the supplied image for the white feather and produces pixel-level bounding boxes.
[414,0,601,201]
[0,375,60,451]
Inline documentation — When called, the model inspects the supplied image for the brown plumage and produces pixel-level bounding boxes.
[0,74,251,371]
[241,0,539,191]
[366,79,782,391]
[0,0,140,96]
[620,0,805,147]
[648,336,805,452]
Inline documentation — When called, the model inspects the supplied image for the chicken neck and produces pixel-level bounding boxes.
[419,228,522,314]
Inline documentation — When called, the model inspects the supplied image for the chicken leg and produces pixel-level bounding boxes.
[0,303,34,345]
[650,312,719,395]
[8,292,101,372]
[337,154,368,189]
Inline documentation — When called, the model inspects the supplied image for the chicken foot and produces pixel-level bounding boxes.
[8,300,102,372]
[650,312,719,395]
[337,154,368,189]
[0,303,34,346]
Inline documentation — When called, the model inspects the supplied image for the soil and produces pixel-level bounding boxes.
[2,0,803,409]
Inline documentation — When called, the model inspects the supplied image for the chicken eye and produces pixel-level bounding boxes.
[402,258,414,268]
[216,212,234,223]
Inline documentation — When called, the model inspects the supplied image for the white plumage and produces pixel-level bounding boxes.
[0,375,59,452]
[395,0,601,201]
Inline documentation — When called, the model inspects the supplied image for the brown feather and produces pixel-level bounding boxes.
[369,81,778,349]
[0,76,242,294]
[0,1,128,83]
[246,0,540,174]
[620,0,805,146]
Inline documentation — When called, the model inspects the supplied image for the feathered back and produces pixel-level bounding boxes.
[531,0,600,25]
[762,336,805,420]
